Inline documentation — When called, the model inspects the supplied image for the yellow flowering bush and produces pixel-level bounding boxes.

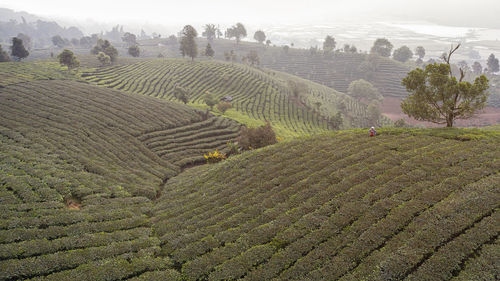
[204,149,227,163]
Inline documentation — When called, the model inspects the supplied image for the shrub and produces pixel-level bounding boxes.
[204,150,226,163]
[217,102,232,113]
[238,122,277,150]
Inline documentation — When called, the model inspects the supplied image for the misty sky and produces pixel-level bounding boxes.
[2,0,500,28]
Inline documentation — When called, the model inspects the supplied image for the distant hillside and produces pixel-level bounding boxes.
[81,58,391,138]
[153,128,500,281]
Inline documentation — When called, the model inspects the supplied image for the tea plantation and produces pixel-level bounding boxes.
[81,59,390,137]
[152,129,499,281]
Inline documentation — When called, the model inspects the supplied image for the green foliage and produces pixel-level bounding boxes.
[204,43,214,58]
[203,149,227,163]
[238,122,277,150]
[472,61,482,74]
[202,24,217,42]
[91,39,118,62]
[366,100,381,125]
[174,85,190,104]
[57,49,80,70]
[203,92,217,109]
[10,37,29,60]
[179,25,198,61]
[128,45,140,57]
[323,35,336,53]
[393,45,413,62]
[402,60,490,127]
[122,32,137,46]
[370,38,393,57]
[226,23,247,44]
[217,101,232,113]
[487,53,499,73]
[51,35,68,48]
[347,79,383,103]
[96,51,111,66]
[415,46,425,59]
[0,44,11,62]
[254,30,266,44]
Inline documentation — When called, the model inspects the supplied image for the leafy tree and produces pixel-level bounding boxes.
[394,118,409,128]
[174,86,190,104]
[52,35,68,48]
[91,39,118,62]
[472,61,482,75]
[97,51,111,66]
[226,23,247,44]
[366,101,381,125]
[204,43,214,58]
[238,122,277,150]
[203,92,217,109]
[415,46,425,59]
[57,49,80,70]
[0,45,11,62]
[343,44,350,53]
[349,45,357,53]
[16,33,32,50]
[328,112,343,129]
[245,50,259,66]
[347,79,383,104]
[10,37,29,61]
[323,35,336,53]
[401,44,490,127]
[282,45,289,54]
[179,25,198,61]
[393,45,413,63]
[265,39,271,46]
[370,38,393,57]
[128,45,140,57]
[202,24,217,42]
[122,32,137,46]
[487,53,499,73]
[217,102,232,113]
[254,30,266,44]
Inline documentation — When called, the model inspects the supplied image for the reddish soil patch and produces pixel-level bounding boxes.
[382,97,500,127]
[65,197,82,210]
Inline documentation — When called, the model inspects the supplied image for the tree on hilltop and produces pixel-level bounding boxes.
[370,38,393,57]
[401,44,490,127]
[472,61,482,75]
[203,92,217,110]
[226,23,247,44]
[202,24,217,42]
[97,52,111,66]
[57,49,80,70]
[393,45,413,63]
[487,53,499,73]
[10,37,29,61]
[323,35,336,53]
[415,46,425,59]
[91,39,118,62]
[128,45,140,57]
[254,30,266,44]
[202,43,213,58]
[347,79,383,104]
[122,32,137,46]
[179,25,198,61]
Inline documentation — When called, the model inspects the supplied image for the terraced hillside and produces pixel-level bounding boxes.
[0,79,239,280]
[81,58,390,137]
[153,129,500,281]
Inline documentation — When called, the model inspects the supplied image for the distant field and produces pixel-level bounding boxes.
[153,128,500,281]
[81,58,391,138]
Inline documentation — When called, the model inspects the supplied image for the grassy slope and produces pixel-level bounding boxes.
[81,58,390,139]
[152,128,499,281]
[0,79,239,280]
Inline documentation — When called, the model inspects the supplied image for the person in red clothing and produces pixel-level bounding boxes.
[369,126,377,137]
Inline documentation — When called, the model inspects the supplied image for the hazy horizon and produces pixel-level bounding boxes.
[2,0,500,30]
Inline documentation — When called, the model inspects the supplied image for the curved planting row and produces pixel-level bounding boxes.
[138,117,240,168]
[81,59,377,135]
[0,79,239,280]
[152,130,500,280]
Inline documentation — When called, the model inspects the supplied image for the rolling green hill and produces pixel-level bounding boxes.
[81,58,391,138]
[0,79,498,280]
[152,129,500,281]
[0,79,239,280]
